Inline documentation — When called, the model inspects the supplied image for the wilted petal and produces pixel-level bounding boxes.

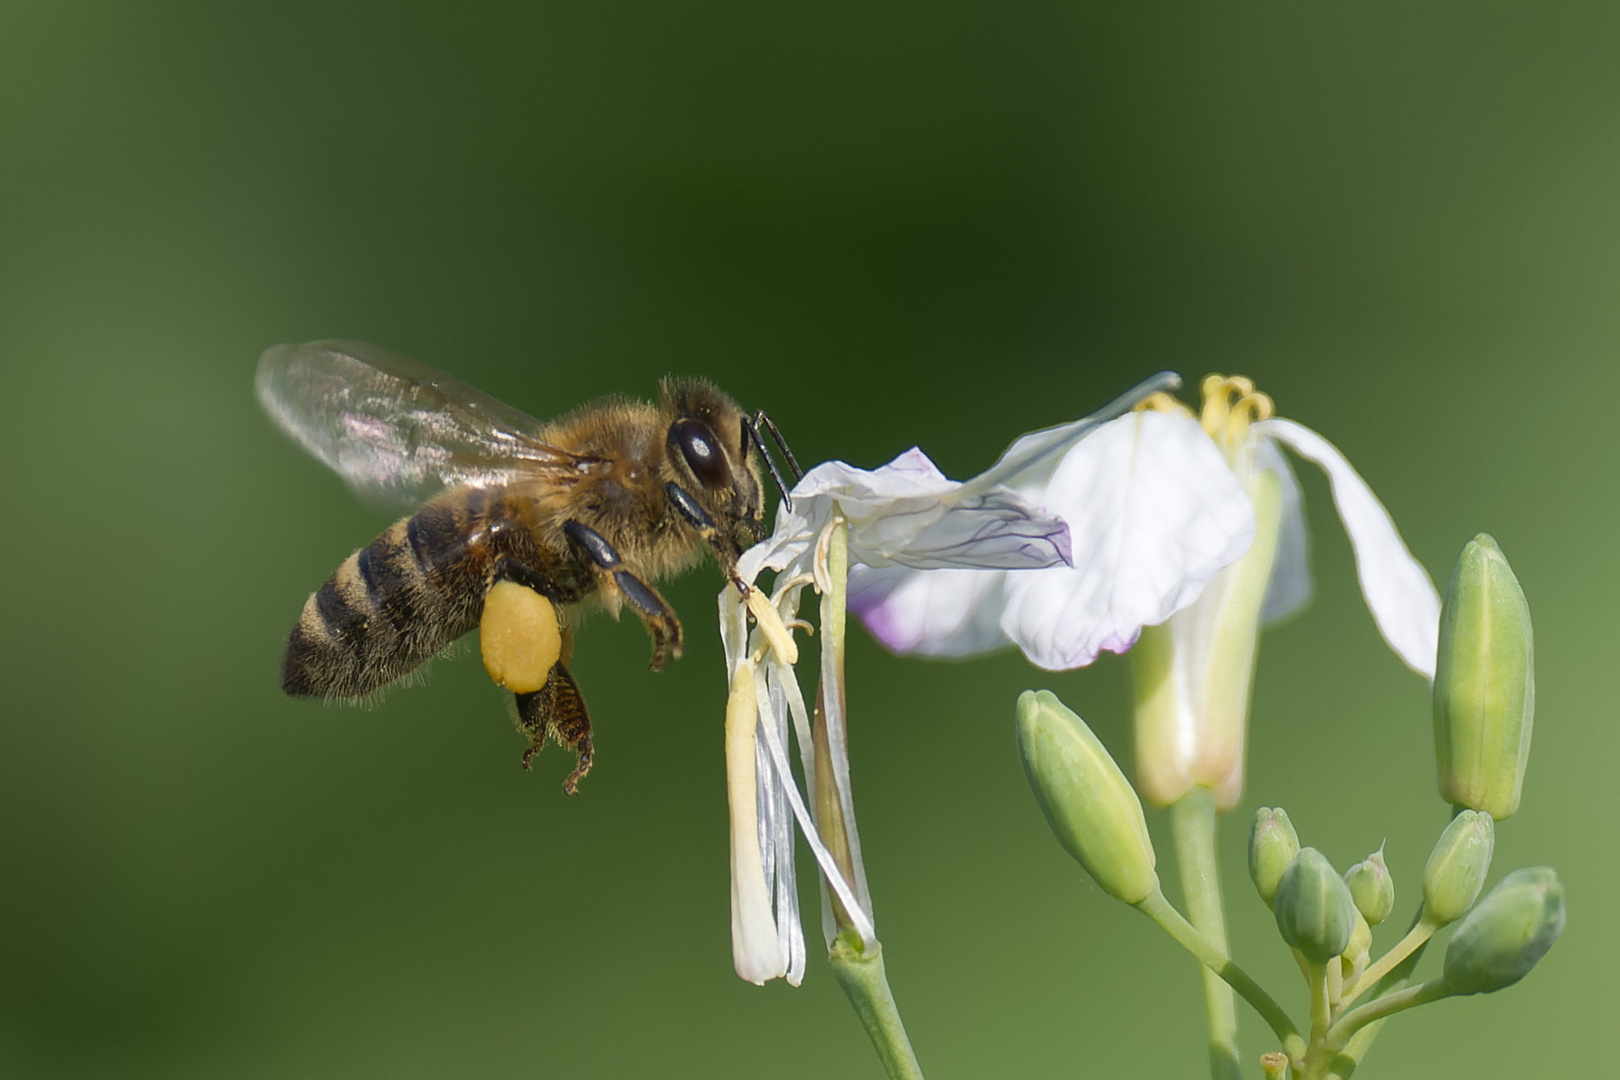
[741,448,1071,584]
[1256,418,1439,677]
[848,564,1011,656]
[725,663,787,984]
[1001,410,1256,670]
[884,489,1070,569]
[1257,435,1313,625]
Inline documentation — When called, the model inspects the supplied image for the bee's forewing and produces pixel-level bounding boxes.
[256,340,581,506]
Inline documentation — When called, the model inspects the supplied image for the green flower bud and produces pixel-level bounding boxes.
[1344,847,1395,926]
[1340,911,1373,981]
[1273,848,1356,964]
[1433,534,1535,820]
[1443,867,1565,995]
[1248,807,1300,909]
[1016,690,1158,905]
[1422,810,1495,926]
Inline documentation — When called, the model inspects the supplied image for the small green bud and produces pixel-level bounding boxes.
[1344,847,1395,926]
[1340,911,1373,981]
[1248,807,1300,909]
[1273,848,1356,964]
[1016,690,1158,905]
[1422,810,1495,926]
[1433,534,1535,820]
[1443,867,1565,995]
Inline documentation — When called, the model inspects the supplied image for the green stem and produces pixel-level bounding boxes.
[1306,962,1330,1043]
[1339,914,1435,1008]
[1324,931,1432,1077]
[1169,787,1241,1080]
[815,520,921,1079]
[1136,889,1305,1062]
[1322,1018,1385,1080]
[1316,981,1453,1068]
[828,936,925,1080]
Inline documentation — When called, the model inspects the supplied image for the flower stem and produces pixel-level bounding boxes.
[1299,981,1452,1079]
[1322,928,1432,1077]
[1135,889,1305,1062]
[1306,961,1330,1043]
[1168,787,1241,1080]
[1339,914,1435,1007]
[813,518,922,1078]
[828,936,925,1080]
[1322,1017,1385,1080]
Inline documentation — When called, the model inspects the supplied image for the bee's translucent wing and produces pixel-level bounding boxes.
[256,339,585,506]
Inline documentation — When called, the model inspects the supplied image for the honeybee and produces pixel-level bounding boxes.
[257,340,798,793]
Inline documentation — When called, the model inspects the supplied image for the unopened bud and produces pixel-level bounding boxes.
[1433,534,1535,820]
[1273,848,1356,964]
[1340,911,1373,981]
[1345,847,1395,926]
[1248,807,1300,908]
[1422,811,1495,926]
[1017,690,1158,905]
[1443,867,1565,995]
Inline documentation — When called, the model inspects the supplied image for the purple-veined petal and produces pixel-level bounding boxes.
[1000,410,1256,670]
[1256,417,1439,678]
[876,489,1070,570]
[739,448,1071,583]
[1257,435,1313,625]
[848,564,1012,656]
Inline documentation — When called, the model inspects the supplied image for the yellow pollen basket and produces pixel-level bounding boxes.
[480,580,563,694]
[1198,374,1274,450]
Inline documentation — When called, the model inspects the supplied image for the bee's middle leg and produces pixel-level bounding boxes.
[562,520,683,671]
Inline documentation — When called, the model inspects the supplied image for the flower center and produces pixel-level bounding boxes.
[1198,374,1274,465]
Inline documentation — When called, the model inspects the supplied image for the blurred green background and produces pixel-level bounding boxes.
[2,2,1615,1077]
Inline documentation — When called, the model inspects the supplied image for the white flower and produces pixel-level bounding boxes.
[722,373,1208,984]
[848,399,1258,670]
[849,380,1440,685]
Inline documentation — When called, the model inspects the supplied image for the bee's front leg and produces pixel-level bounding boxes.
[663,482,747,594]
[561,520,683,671]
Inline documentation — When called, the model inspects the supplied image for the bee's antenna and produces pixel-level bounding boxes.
[753,410,802,480]
[745,412,800,512]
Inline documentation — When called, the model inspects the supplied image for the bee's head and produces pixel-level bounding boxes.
[659,378,773,554]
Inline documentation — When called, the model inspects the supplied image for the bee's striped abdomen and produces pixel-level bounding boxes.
[281,500,487,700]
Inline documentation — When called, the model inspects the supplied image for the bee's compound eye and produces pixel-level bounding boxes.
[671,418,731,489]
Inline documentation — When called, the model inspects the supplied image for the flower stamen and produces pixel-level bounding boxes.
[746,587,800,663]
[1135,390,1195,417]
[1199,374,1276,462]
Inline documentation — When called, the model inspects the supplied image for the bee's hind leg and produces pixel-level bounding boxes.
[514,661,595,795]
[562,520,684,671]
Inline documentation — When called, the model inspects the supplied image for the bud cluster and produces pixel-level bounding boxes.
[1012,507,1563,1078]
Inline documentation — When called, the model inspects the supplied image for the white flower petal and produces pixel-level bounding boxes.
[848,564,1012,656]
[873,489,1070,570]
[739,447,1070,584]
[1256,418,1439,677]
[726,663,787,985]
[1256,435,1314,625]
[961,371,1184,496]
[1001,410,1256,670]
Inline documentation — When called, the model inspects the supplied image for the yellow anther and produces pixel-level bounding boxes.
[1199,374,1274,447]
[1134,391,1194,417]
[1224,389,1274,442]
[746,586,800,664]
